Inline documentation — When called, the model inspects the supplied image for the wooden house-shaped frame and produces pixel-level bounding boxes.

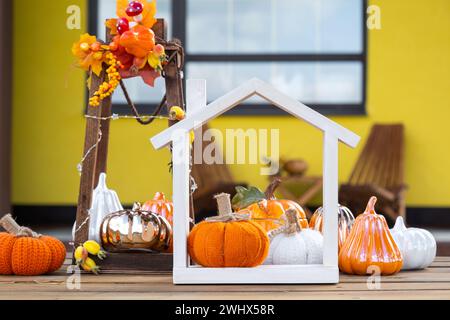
[151,78,360,284]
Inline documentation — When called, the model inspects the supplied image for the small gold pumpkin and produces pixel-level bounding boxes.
[100,203,172,252]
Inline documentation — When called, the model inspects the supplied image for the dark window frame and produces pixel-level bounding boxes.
[88,0,368,116]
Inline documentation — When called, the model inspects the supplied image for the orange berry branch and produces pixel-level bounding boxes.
[89,52,123,107]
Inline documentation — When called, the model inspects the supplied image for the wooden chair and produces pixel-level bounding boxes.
[339,124,406,222]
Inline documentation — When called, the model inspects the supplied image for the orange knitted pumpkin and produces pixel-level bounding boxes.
[0,232,15,274]
[142,192,173,225]
[40,236,67,273]
[188,193,270,268]
[0,215,66,276]
[338,197,403,275]
[232,179,308,232]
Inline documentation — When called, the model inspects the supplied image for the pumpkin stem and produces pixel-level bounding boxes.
[153,192,166,201]
[394,216,407,231]
[0,214,21,235]
[0,214,38,237]
[97,172,107,190]
[132,202,142,211]
[265,178,282,200]
[17,227,37,238]
[365,196,378,214]
[285,209,302,235]
[215,193,233,216]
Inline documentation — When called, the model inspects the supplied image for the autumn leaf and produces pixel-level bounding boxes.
[120,65,160,87]
[141,0,157,29]
[91,61,104,77]
[116,0,130,19]
[117,0,157,29]
[105,19,119,36]
[139,67,160,87]
[80,54,104,77]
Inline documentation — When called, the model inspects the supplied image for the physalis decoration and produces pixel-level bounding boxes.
[72,1,167,107]
[75,240,107,275]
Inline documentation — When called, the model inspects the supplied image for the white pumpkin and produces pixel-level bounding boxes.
[390,217,436,270]
[265,209,323,265]
[72,173,123,243]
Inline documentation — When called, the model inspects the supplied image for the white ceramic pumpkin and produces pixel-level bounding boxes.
[390,217,436,270]
[265,209,323,265]
[72,173,123,243]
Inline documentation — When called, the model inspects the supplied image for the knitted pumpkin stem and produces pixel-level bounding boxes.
[365,196,378,214]
[0,214,38,237]
[0,214,22,235]
[264,178,282,200]
[215,193,233,216]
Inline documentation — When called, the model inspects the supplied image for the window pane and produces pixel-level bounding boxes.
[111,77,167,105]
[97,0,172,39]
[97,0,171,104]
[187,0,363,54]
[187,62,363,104]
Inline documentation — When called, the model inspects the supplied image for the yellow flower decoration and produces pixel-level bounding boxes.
[71,33,97,59]
[72,34,105,76]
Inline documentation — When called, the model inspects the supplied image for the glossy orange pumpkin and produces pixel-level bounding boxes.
[142,192,173,225]
[339,197,403,275]
[119,25,155,58]
[310,205,355,251]
[188,194,270,268]
[233,179,308,232]
[0,215,66,276]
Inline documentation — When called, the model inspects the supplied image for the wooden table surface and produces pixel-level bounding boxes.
[1,257,450,300]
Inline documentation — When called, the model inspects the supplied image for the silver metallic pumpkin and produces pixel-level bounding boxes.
[100,203,172,252]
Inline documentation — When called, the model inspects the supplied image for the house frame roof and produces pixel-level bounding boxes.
[151,78,360,150]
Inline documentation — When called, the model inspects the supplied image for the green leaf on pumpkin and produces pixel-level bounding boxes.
[231,186,266,210]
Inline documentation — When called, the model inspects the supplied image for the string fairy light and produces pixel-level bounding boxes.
[84,113,170,122]
[73,213,90,239]
[77,114,171,174]
[74,111,199,237]
[77,127,103,175]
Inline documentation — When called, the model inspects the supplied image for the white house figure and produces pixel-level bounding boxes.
[151,78,360,284]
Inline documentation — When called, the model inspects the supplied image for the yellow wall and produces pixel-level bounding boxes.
[12,0,450,207]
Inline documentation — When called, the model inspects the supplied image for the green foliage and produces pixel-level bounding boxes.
[231,186,266,210]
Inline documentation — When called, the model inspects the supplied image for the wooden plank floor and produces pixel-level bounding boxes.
[1,257,450,300]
